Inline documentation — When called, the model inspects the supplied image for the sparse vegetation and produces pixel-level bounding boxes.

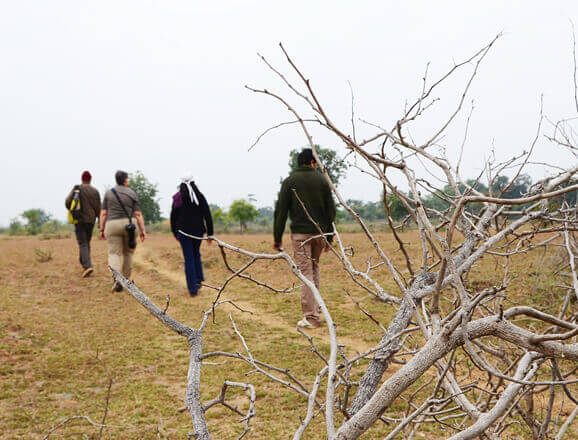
[1,232,576,439]
[129,170,162,225]
[34,247,53,262]
[20,208,52,235]
[3,210,72,238]
[228,199,260,233]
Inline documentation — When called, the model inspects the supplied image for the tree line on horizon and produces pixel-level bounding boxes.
[5,172,575,236]
[3,147,576,235]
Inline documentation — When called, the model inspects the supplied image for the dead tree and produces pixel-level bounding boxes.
[113,34,578,439]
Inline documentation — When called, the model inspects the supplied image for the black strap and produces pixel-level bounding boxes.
[111,188,133,223]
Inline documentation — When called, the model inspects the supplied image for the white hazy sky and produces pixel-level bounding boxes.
[1,1,578,226]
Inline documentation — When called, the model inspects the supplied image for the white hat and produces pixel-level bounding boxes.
[181,175,199,206]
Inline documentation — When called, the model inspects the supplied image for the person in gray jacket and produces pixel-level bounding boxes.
[99,170,147,292]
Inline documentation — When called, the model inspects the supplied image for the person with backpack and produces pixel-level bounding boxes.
[65,171,101,277]
[99,170,146,292]
[170,176,213,297]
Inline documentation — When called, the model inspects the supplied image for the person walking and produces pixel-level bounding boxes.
[65,170,101,277]
[170,177,213,297]
[99,170,146,292]
[273,148,336,328]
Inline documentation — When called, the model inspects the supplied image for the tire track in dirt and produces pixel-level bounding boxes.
[133,248,377,356]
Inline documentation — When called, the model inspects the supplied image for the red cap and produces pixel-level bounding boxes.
[81,171,92,182]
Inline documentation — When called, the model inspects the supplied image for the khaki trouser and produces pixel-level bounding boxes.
[291,233,325,326]
[105,218,140,279]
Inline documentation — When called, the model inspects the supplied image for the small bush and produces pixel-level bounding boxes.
[8,219,24,235]
[35,247,53,263]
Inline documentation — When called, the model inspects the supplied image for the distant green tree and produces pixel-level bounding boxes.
[346,196,411,222]
[229,199,259,233]
[549,178,577,211]
[339,197,411,223]
[386,194,409,220]
[491,175,510,195]
[210,205,234,231]
[343,199,384,222]
[501,174,532,199]
[423,191,450,213]
[256,207,274,227]
[257,206,273,219]
[21,209,52,235]
[129,171,161,224]
[289,146,347,186]
[422,179,490,215]
[212,208,230,225]
[419,175,534,218]
[41,219,63,235]
[8,218,24,235]
[559,179,577,206]
[335,208,348,224]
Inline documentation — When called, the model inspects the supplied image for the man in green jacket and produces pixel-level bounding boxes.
[274,149,336,328]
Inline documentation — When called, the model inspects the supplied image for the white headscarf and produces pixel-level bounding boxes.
[181,175,199,206]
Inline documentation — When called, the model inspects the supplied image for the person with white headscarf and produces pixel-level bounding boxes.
[170,177,213,296]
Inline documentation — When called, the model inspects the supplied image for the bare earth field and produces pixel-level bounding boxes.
[1,232,576,439]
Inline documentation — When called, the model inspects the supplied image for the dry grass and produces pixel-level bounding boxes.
[0,232,576,439]
[34,247,53,263]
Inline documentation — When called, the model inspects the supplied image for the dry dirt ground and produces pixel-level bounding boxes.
[0,232,576,439]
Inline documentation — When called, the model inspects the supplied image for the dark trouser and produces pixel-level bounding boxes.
[177,232,204,295]
[75,222,94,269]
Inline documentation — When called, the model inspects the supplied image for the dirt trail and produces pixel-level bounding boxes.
[134,248,376,355]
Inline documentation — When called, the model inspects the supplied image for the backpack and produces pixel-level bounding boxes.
[67,186,82,224]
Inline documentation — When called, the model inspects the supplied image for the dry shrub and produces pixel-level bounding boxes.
[35,247,53,263]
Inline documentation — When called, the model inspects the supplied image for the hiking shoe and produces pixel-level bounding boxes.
[82,267,94,278]
[297,317,319,329]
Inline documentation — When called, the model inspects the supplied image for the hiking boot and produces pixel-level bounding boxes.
[82,267,94,278]
[297,317,319,329]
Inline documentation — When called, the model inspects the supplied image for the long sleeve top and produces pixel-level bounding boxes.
[65,183,101,224]
[170,190,214,238]
[273,166,336,243]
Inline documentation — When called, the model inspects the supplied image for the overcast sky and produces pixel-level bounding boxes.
[1,1,578,226]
